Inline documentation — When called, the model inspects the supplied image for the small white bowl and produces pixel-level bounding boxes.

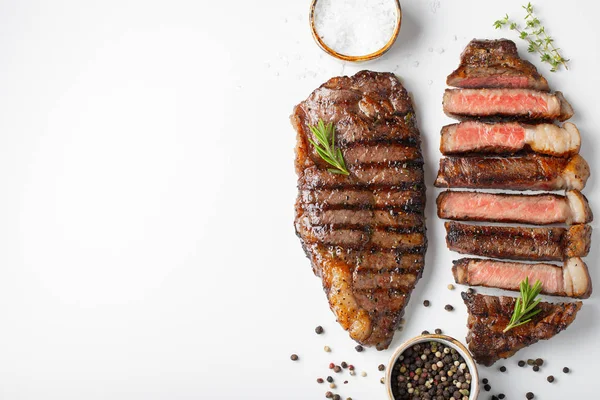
[385,334,480,400]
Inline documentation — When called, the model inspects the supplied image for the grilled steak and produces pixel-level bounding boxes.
[437,190,592,225]
[445,222,592,261]
[447,39,549,91]
[292,71,427,350]
[453,258,592,299]
[443,88,573,121]
[462,291,582,366]
[434,154,590,191]
[440,121,580,156]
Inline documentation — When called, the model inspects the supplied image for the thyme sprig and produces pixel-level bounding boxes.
[307,120,349,175]
[494,3,569,72]
[503,277,543,333]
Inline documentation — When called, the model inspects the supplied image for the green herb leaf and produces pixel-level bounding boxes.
[307,120,349,176]
[503,277,543,333]
[494,3,569,71]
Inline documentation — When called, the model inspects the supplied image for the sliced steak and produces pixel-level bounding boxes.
[445,222,592,261]
[434,154,590,191]
[292,71,427,350]
[462,291,582,366]
[453,257,592,299]
[447,39,549,91]
[443,88,573,121]
[440,121,580,156]
[437,190,593,225]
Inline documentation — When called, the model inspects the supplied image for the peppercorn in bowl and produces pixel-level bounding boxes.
[386,334,480,400]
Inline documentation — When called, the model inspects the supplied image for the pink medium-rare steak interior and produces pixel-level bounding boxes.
[443,88,574,121]
[437,190,592,225]
[453,257,592,299]
[440,121,580,156]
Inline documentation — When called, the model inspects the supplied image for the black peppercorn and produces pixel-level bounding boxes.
[333,365,341,373]
[526,392,534,399]
[341,362,348,369]
[435,328,442,334]
[290,354,299,361]
[533,365,539,372]
[422,330,430,335]
[563,367,570,373]
[444,304,454,311]
[333,395,340,400]
[482,378,488,384]
[499,394,505,399]
[355,345,364,352]
[423,300,430,307]
[325,392,333,399]
[315,326,324,334]
[535,358,544,366]
[378,364,385,371]
[327,376,333,383]
[484,384,491,391]
[547,375,554,383]
[499,366,506,372]
[518,360,525,367]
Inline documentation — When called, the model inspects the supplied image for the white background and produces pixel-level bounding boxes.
[0,0,597,398]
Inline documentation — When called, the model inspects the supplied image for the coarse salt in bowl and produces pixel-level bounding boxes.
[385,334,480,400]
[310,0,402,62]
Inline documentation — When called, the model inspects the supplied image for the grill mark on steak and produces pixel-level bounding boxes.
[437,190,593,225]
[447,39,550,91]
[292,71,426,349]
[445,222,592,261]
[453,257,592,299]
[443,88,573,122]
[434,154,590,191]
[462,292,582,366]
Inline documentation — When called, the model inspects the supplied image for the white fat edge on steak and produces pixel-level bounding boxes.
[524,122,580,155]
[563,257,592,298]
[560,155,590,191]
[566,190,593,224]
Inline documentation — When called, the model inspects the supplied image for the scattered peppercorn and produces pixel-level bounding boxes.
[347,398,352,400]
[326,376,333,383]
[547,375,554,383]
[492,396,499,400]
[526,392,534,399]
[317,378,324,384]
[444,304,454,311]
[527,359,535,366]
[421,330,430,335]
[499,366,506,372]
[378,364,385,371]
[533,365,539,372]
[333,365,341,373]
[482,378,488,384]
[329,363,335,369]
[315,326,324,334]
[324,346,331,352]
[535,358,544,366]
[341,361,348,369]
[361,371,367,377]
[343,380,348,384]
[447,284,455,290]
[348,364,355,371]
[349,370,355,376]
[380,377,385,384]
[434,328,442,334]
[484,384,491,391]
[325,392,333,399]
[329,383,336,389]
[423,300,430,307]
[499,394,505,399]
[563,367,570,373]
[355,345,364,352]
[290,354,299,361]
[518,360,526,367]
[332,395,340,400]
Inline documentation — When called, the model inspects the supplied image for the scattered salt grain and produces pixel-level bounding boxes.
[314,0,399,56]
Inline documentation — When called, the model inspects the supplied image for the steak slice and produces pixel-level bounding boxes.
[437,190,592,225]
[434,154,590,191]
[445,222,592,262]
[292,71,427,350]
[453,257,592,299]
[447,39,549,91]
[462,291,582,366]
[443,88,573,121]
[440,121,580,156]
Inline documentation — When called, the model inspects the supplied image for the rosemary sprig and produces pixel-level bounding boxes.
[307,120,349,175]
[494,3,569,72]
[503,277,543,333]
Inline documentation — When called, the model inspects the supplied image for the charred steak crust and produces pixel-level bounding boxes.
[292,71,427,350]
[447,39,550,91]
[445,222,592,262]
[462,292,582,366]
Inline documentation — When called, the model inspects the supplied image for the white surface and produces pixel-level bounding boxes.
[0,0,597,398]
